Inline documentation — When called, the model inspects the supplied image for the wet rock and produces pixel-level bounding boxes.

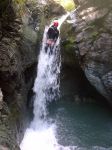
[80,8,108,24]
[0,89,20,150]
[61,0,112,103]
[84,65,109,100]
[44,1,66,18]
[104,10,112,33]
[0,0,44,149]
[102,71,112,98]
[73,0,112,102]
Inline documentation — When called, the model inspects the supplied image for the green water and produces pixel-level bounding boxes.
[48,69,112,149]
[49,101,112,149]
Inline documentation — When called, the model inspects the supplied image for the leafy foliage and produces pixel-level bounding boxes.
[54,0,76,11]
[12,0,26,5]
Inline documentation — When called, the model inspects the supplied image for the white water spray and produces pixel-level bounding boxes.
[20,13,72,150]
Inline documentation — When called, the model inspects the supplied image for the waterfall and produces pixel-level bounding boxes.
[32,29,60,124]
[20,13,75,150]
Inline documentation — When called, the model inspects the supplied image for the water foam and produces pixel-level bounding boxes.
[20,13,70,150]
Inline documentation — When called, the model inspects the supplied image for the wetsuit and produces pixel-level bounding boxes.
[45,25,59,54]
[47,25,59,40]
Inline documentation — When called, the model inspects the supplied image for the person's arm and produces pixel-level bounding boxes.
[54,30,59,41]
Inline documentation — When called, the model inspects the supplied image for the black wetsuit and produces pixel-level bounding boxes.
[45,26,59,54]
[47,25,59,40]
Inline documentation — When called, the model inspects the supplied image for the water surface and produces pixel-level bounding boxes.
[49,100,112,149]
[48,69,112,150]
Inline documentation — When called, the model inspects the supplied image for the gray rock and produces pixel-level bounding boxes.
[84,66,109,100]
[104,11,112,33]
[67,0,112,103]
[0,0,44,149]
[102,71,112,97]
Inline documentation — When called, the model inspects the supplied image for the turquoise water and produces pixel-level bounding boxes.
[48,70,112,149]
[49,101,112,149]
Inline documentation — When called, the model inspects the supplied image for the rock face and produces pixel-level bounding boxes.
[44,0,66,18]
[0,89,20,150]
[72,0,112,102]
[0,0,44,149]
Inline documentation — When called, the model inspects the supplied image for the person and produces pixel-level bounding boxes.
[45,21,59,54]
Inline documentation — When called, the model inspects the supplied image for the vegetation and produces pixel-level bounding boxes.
[12,0,26,4]
[54,0,76,11]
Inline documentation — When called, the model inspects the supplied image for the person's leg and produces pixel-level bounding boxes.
[50,44,55,55]
[49,41,55,55]
[45,43,49,53]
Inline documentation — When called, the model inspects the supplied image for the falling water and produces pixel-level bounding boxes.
[20,13,76,150]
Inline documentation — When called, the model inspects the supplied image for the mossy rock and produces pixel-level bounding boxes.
[22,26,38,43]
[60,21,76,38]
[44,1,66,19]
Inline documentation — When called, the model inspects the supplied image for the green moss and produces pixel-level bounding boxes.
[64,44,73,53]
[12,0,26,5]
[91,31,99,38]
[69,37,76,43]
[62,36,76,55]
[61,23,76,53]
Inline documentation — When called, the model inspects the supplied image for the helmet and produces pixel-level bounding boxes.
[53,21,59,27]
